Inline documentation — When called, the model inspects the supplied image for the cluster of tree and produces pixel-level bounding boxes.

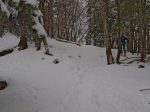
[87,0,150,64]
[1,0,150,64]
[0,0,86,51]
[86,0,103,46]
[39,0,86,43]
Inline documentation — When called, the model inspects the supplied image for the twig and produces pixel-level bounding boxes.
[54,38,81,46]
[139,88,150,91]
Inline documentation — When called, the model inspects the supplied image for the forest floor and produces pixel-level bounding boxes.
[0,33,150,112]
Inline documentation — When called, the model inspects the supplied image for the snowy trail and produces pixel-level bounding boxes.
[54,65,150,112]
[49,39,150,112]
[0,37,150,112]
[49,40,150,112]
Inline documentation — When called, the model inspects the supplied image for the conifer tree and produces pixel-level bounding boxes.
[0,0,50,54]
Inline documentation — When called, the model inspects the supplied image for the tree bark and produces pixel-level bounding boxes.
[139,0,146,62]
[18,27,28,50]
[115,0,121,64]
[101,0,114,65]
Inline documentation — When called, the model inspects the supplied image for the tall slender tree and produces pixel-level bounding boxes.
[101,0,114,64]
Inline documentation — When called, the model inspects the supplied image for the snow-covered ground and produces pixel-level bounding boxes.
[0,33,150,112]
[0,33,19,51]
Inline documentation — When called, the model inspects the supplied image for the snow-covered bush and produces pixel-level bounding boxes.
[0,0,49,52]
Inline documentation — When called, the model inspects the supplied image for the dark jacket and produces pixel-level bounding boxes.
[121,35,129,45]
[117,35,129,51]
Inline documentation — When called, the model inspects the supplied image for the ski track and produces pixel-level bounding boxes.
[0,37,150,112]
[54,61,150,112]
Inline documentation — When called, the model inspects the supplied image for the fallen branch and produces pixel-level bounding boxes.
[139,88,150,91]
[120,57,140,62]
[54,38,81,46]
[0,46,17,57]
[0,49,14,56]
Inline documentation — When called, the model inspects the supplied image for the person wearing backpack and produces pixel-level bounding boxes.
[116,33,129,64]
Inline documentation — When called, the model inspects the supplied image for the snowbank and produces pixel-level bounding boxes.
[0,36,150,112]
[0,33,19,51]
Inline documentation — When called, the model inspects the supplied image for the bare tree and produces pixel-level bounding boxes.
[100,0,114,64]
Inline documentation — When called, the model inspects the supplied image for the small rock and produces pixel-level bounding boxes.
[45,52,53,56]
[53,58,59,64]
[0,81,7,90]
[41,57,45,60]
[138,65,145,68]
[68,56,72,58]
[78,55,81,58]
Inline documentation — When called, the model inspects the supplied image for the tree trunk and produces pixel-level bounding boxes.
[35,36,50,55]
[102,0,114,65]
[139,0,146,62]
[49,0,54,38]
[18,27,28,50]
[128,22,134,54]
[147,29,150,54]
[115,0,121,64]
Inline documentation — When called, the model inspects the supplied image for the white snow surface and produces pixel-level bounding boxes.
[32,17,47,37]
[32,10,47,37]
[0,33,19,51]
[25,0,38,6]
[12,0,38,6]
[0,33,150,112]
[0,0,10,17]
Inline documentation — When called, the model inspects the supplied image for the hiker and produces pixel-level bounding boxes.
[116,33,129,64]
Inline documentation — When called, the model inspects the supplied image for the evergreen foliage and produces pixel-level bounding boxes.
[0,0,48,51]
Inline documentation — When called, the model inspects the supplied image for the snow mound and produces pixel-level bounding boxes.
[0,33,19,51]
